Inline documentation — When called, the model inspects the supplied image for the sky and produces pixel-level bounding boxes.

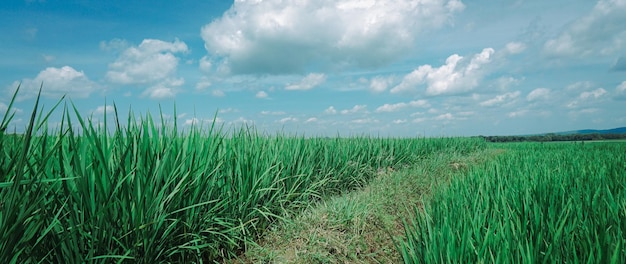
[1,0,625,137]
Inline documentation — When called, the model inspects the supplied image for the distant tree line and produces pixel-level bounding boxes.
[479,133,626,143]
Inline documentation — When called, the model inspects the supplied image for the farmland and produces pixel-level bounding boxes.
[398,142,626,263]
[0,91,484,262]
[1,91,625,263]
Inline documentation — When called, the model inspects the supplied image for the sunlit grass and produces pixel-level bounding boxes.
[0,86,486,262]
[397,142,626,263]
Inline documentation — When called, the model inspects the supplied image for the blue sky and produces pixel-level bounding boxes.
[1,0,625,136]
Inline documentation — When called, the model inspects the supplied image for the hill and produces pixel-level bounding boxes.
[559,127,626,135]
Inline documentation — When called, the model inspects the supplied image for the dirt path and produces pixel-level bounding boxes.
[227,148,504,263]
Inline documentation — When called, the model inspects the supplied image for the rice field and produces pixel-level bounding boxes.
[0,89,485,263]
[398,142,626,263]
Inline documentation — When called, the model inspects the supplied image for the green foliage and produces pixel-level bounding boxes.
[0,88,486,263]
[398,142,626,263]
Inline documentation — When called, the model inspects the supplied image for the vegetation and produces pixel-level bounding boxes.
[3,86,624,263]
[234,148,501,263]
[0,87,485,263]
[398,142,626,263]
[480,132,626,142]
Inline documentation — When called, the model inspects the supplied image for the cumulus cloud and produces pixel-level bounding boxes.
[201,0,465,75]
[285,73,326,90]
[106,39,188,84]
[341,104,367,114]
[196,77,212,90]
[567,88,607,108]
[278,117,298,123]
[9,66,97,100]
[140,78,184,99]
[256,90,269,98]
[324,106,337,114]
[305,117,318,123]
[106,39,188,99]
[391,48,495,95]
[199,56,212,73]
[93,105,114,115]
[375,100,430,112]
[369,76,395,93]
[544,0,626,57]
[526,88,551,101]
[480,91,521,107]
[434,113,454,120]
[579,88,607,100]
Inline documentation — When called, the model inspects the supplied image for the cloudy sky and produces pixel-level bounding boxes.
[1,0,625,136]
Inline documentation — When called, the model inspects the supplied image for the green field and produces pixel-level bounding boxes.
[1,92,625,263]
[398,142,626,263]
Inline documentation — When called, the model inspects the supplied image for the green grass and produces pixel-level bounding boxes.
[0,87,486,263]
[234,148,500,263]
[398,142,626,263]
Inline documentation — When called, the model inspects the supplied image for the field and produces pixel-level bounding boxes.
[1,91,625,263]
[398,142,626,263]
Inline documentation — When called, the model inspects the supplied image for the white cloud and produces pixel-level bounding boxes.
[544,0,626,57]
[184,117,200,126]
[219,108,238,114]
[201,0,465,74]
[94,105,114,115]
[351,118,379,124]
[526,88,550,101]
[199,56,212,73]
[285,73,326,90]
[184,117,224,126]
[324,106,337,114]
[142,86,176,99]
[305,117,318,123]
[278,117,298,123]
[505,42,526,54]
[508,109,528,118]
[391,48,495,95]
[140,78,183,99]
[100,38,129,52]
[493,76,522,91]
[341,104,367,114]
[375,100,430,112]
[392,119,407,124]
[434,113,454,120]
[9,66,97,100]
[369,76,394,93]
[567,88,608,108]
[480,91,521,107]
[106,39,188,85]
[196,77,212,90]
[580,88,607,100]
[212,89,225,97]
[256,91,269,98]
[261,110,286,115]
[412,117,426,123]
